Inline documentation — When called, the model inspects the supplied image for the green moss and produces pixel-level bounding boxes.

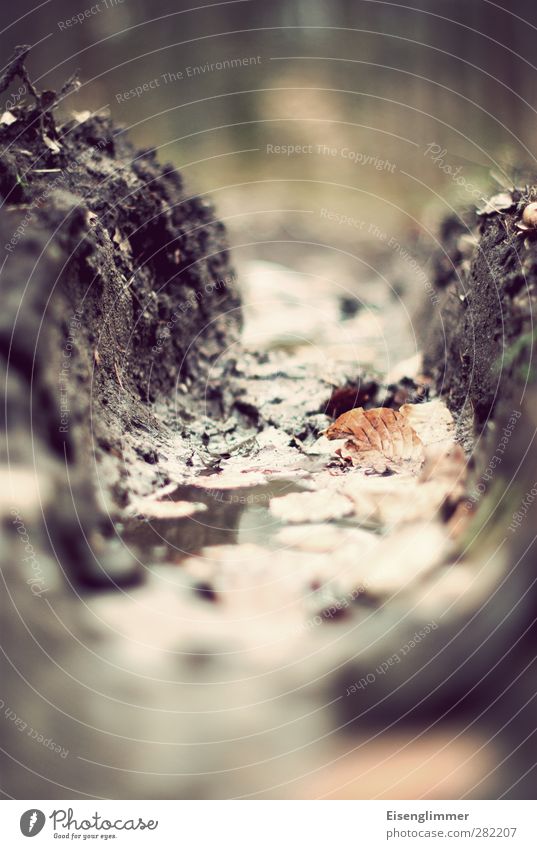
[457,475,524,557]
[495,329,537,382]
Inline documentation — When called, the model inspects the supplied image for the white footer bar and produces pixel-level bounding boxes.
[1,799,534,847]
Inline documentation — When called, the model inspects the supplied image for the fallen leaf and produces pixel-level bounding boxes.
[43,135,62,154]
[269,489,354,523]
[0,110,17,126]
[447,500,475,539]
[385,352,423,384]
[127,498,207,519]
[113,227,131,253]
[338,474,440,527]
[343,522,450,598]
[72,109,92,123]
[399,399,454,446]
[420,442,467,491]
[276,523,379,553]
[476,192,515,216]
[304,434,347,456]
[326,406,424,473]
[325,380,378,418]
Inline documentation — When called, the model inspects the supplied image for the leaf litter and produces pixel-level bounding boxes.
[121,258,471,640]
[326,406,424,473]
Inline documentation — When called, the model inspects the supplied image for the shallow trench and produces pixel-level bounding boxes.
[3,254,510,800]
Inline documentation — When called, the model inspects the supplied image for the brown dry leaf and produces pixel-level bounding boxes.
[385,352,423,384]
[325,406,424,473]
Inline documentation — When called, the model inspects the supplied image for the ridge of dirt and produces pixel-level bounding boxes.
[422,192,536,432]
[0,51,244,582]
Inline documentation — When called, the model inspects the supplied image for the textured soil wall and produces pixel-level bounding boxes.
[422,192,535,431]
[0,59,240,584]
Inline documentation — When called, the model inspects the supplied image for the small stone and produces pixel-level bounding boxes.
[521,202,537,229]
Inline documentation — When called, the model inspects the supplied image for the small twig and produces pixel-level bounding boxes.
[59,70,81,101]
[114,361,125,390]
[0,45,81,138]
[0,45,40,104]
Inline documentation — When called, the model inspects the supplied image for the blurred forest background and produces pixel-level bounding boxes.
[2,0,536,305]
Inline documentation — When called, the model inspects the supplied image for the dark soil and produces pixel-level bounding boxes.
[0,49,241,585]
[422,194,536,432]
